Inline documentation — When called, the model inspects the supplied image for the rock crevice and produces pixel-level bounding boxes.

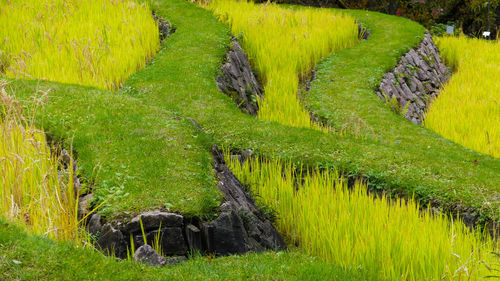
[377,32,451,124]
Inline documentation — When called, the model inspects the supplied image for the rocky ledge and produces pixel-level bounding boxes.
[216,37,263,115]
[377,32,451,124]
[86,146,286,263]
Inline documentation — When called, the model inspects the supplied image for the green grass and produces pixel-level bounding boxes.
[3,0,499,224]
[0,219,376,281]
[126,0,500,221]
[6,79,220,220]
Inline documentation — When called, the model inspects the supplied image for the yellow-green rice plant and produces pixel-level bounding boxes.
[0,0,159,90]
[204,0,358,129]
[225,151,499,280]
[425,36,500,158]
[0,84,81,242]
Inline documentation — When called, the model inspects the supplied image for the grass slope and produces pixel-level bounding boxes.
[6,80,219,220]
[0,219,374,281]
[3,0,499,223]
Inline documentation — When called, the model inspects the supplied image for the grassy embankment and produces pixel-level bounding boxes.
[226,153,499,280]
[0,0,220,220]
[0,1,364,279]
[205,0,358,129]
[425,37,500,158]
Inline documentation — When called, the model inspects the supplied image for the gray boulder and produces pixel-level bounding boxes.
[134,245,166,267]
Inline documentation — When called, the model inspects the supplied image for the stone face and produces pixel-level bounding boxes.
[87,213,102,235]
[134,245,166,267]
[210,146,287,255]
[165,256,187,265]
[97,224,126,258]
[185,224,202,253]
[216,38,262,115]
[78,193,93,219]
[203,210,249,255]
[126,211,183,233]
[377,32,451,124]
[152,11,174,42]
[162,227,188,256]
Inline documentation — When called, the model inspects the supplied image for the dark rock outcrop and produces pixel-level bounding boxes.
[89,147,286,260]
[217,38,262,115]
[377,32,451,124]
[210,146,287,255]
[97,224,127,258]
[125,211,183,233]
[152,11,175,42]
[87,213,102,235]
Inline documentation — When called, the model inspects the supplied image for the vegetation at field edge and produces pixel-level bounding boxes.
[0,0,159,90]
[425,36,500,158]
[0,82,82,242]
[226,151,499,280]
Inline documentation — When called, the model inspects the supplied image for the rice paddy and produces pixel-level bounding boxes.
[0,0,159,90]
[425,37,500,158]
[0,83,81,242]
[203,0,359,129]
[225,152,499,280]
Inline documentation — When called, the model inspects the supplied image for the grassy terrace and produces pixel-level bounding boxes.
[0,219,373,280]
[8,80,219,219]
[4,0,500,224]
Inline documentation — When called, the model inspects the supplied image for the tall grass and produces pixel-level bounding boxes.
[0,83,82,242]
[225,152,499,280]
[0,0,159,90]
[203,0,358,129]
[425,37,500,158]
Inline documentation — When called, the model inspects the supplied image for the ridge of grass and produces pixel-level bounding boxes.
[0,219,375,281]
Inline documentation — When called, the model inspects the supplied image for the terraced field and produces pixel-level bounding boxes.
[0,0,499,280]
